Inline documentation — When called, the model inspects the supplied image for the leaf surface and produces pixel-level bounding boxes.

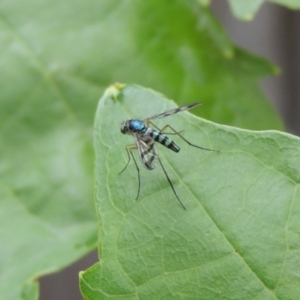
[81,84,300,300]
[227,0,300,20]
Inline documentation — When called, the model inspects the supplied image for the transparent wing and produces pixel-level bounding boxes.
[134,135,158,170]
[147,102,202,120]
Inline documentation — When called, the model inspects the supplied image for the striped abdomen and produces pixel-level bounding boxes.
[150,130,180,153]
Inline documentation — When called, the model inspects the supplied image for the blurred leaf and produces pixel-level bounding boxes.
[21,281,38,300]
[0,0,284,299]
[81,84,300,299]
[228,0,300,20]
[271,0,300,8]
[197,0,211,6]
[228,0,264,20]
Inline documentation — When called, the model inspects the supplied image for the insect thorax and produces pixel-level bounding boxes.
[121,119,148,135]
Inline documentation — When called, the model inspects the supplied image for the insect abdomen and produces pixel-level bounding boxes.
[151,130,180,153]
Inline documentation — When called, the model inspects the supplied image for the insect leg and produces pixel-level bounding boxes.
[146,120,184,135]
[158,124,218,152]
[157,156,186,210]
[119,144,141,200]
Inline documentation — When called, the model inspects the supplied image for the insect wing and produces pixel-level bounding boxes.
[134,135,157,170]
[147,102,202,120]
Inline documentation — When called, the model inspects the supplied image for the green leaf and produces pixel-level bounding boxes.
[81,84,300,299]
[196,0,211,6]
[228,0,300,20]
[228,0,265,20]
[271,0,300,9]
[21,281,38,300]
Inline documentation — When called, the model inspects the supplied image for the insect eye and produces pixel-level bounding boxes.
[129,123,135,131]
